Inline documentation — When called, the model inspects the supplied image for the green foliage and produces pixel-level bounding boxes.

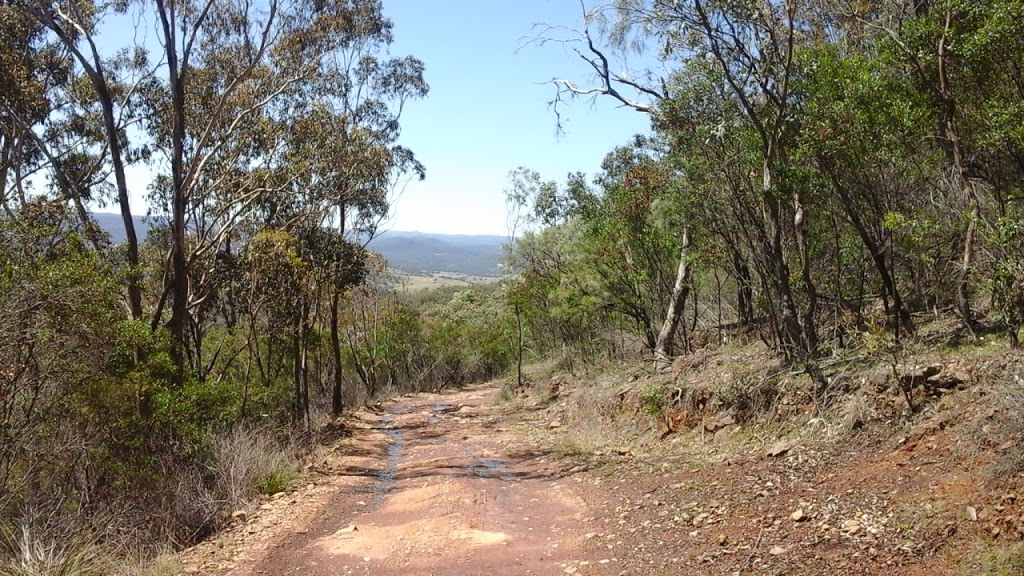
[960,542,1024,576]
[640,385,667,418]
[339,282,516,398]
[990,214,1024,344]
[0,0,433,562]
[253,468,296,496]
[6,0,1024,565]
[505,143,685,355]
[506,223,609,356]
[514,0,1024,370]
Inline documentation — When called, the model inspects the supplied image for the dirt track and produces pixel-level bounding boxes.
[183,374,998,576]
[187,383,616,576]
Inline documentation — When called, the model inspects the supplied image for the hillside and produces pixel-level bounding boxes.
[92,212,153,244]
[366,231,506,277]
[90,213,505,277]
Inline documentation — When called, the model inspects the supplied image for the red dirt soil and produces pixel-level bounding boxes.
[183,384,616,575]
[181,378,1021,575]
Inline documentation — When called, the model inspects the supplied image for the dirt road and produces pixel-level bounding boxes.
[186,383,616,576]
[182,375,1000,576]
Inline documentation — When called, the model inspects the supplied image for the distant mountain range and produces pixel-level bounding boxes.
[91,213,506,277]
[93,212,153,244]
[366,231,506,277]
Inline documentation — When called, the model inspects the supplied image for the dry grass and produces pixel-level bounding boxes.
[531,334,946,463]
[554,367,664,453]
[0,527,100,576]
[108,551,183,576]
[553,419,633,457]
[0,526,186,576]
[0,426,303,574]
[211,427,300,507]
[836,390,879,434]
[490,380,532,410]
[512,345,794,462]
[960,541,1024,576]
[978,372,1024,479]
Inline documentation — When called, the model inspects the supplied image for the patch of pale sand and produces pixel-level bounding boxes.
[396,456,470,479]
[378,483,449,513]
[538,481,589,515]
[317,516,506,559]
[448,528,508,546]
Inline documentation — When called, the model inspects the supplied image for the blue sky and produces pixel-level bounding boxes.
[380,0,651,235]
[101,1,654,236]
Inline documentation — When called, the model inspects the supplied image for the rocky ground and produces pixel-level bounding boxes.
[180,350,1024,575]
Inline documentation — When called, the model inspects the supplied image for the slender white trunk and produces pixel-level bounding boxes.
[654,228,692,366]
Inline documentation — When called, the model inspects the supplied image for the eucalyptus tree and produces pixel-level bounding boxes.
[0,4,51,215]
[654,58,768,348]
[620,0,818,367]
[274,0,426,417]
[794,46,935,340]
[6,0,156,320]
[131,0,424,383]
[588,142,683,351]
[541,1,826,380]
[870,0,1024,335]
[967,0,1024,346]
[536,16,703,362]
[145,0,287,376]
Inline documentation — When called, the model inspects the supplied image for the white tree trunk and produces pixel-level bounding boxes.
[654,228,692,366]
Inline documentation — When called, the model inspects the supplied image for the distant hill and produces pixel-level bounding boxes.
[366,231,506,277]
[91,213,506,277]
[92,212,154,244]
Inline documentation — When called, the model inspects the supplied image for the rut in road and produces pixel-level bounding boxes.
[250,384,615,576]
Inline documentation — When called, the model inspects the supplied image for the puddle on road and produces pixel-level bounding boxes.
[370,401,513,503]
[427,401,455,425]
[468,457,510,480]
[370,416,405,507]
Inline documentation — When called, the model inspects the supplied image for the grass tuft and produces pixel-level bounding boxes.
[210,426,300,504]
[0,526,100,576]
[961,542,1024,576]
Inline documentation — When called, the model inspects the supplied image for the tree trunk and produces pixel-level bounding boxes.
[240,352,253,420]
[292,299,311,429]
[100,91,144,323]
[957,205,979,330]
[824,165,915,338]
[156,0,191,380]
[792,191,819,355]
[292,314,303,427]
[654,228,692,365]
[330,291,345,416]
[301,303,310,430]
[191,313,203,379]
[763,162,803,359]
[24,7,145,322]
[763,158,828,394]
[732,248,755,327]
[515,302,524,389]
[937,8,978,337]
[168,82,189,378]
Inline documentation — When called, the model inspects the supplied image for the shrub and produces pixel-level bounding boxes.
[209,427,299,507]
[640,384,667,418]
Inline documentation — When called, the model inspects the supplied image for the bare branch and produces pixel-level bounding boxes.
[551,27,661,114]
